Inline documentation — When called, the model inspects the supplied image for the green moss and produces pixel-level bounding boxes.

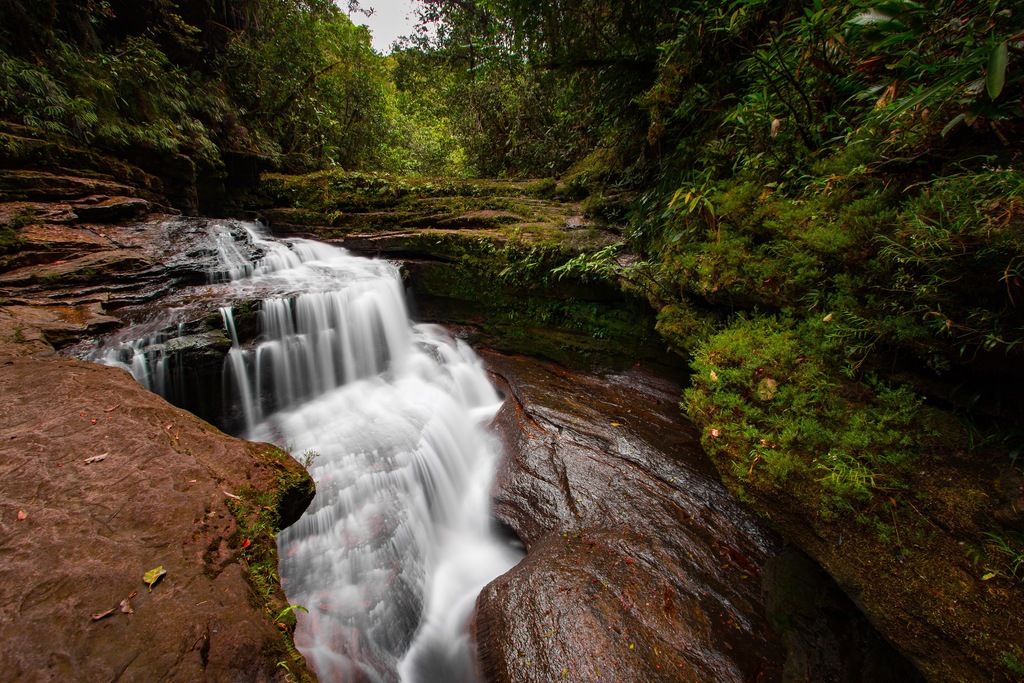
[0,205,33,255]
[557,147,624,199]
[260,170,573,219]
[224,444,316,683]
[683,317,945,514]
[403,230,671,369]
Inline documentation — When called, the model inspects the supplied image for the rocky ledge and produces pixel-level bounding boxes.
[0,308,315,682]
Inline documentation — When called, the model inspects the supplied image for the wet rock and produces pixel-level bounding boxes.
[0,170,137,202]
[71,196,151,223]
[995,467,1024,529]
[762,545,925,683]
[0,317,315,682]
[0,249,154,288]
[162,218,265,283]
[1,303,121,348]
[477,353,787,682]
[15,221,113,252]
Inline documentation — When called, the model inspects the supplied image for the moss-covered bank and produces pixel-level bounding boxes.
[685,317,1023,681]
[256,170,674,371]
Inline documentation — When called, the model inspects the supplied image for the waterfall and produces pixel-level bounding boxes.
[90,220,521,682]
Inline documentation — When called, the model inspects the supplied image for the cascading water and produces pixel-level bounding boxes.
[93,220,522,682]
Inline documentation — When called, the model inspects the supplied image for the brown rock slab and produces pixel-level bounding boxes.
[0,170,136,202]
[0,323,314,682]
[15,223,112,252]
[71,196,151,223]
[1,304,121,348]
[0,249,153,288]
[0,202,79,227]
[476,353,787,683]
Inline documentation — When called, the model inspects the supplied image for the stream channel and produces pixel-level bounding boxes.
[72,218,921,682]
[90,221,521,682]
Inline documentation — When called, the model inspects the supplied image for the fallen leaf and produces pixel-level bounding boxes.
[84,453,108,465]
[91,607,116,621]
[610,422,620,427]
[143,566,167,592]
[710,370,718,382]
[981,572,997,581]
[222,490,242,500]
[242,539,251,549]
[17,510,27,521]
[120,590,137,614]
[104,404,121,413]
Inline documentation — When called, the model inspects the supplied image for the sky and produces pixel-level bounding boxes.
[354,0,423,54]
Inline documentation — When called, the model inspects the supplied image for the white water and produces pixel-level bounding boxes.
[94,221,521,682]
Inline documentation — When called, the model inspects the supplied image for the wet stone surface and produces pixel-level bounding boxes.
[475,351,924,683]
[477,352,787,682]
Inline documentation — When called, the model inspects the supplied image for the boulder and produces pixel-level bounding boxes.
[0,314,315,682]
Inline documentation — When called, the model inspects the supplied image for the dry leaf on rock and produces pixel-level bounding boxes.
[120,590,137,614]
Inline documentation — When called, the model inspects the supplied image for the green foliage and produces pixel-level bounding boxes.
[274,604,309,625]
[223,0,396,170]
[386,49,470,176]
[983,532,1024,583]
[849,0,1023,147]
[410,0,677,177]
[1003,649,1024,676]
[551,242,625,284]
[0,0,466,184]
[685,317,932,512]
[877,168,1024,357]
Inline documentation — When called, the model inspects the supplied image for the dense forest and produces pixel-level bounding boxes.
[2,0,1023,677]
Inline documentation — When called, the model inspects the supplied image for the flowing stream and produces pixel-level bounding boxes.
[94,221,522,682]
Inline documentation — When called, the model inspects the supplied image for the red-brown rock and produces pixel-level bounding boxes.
[476,353,787,683]
[0,313,315,682]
